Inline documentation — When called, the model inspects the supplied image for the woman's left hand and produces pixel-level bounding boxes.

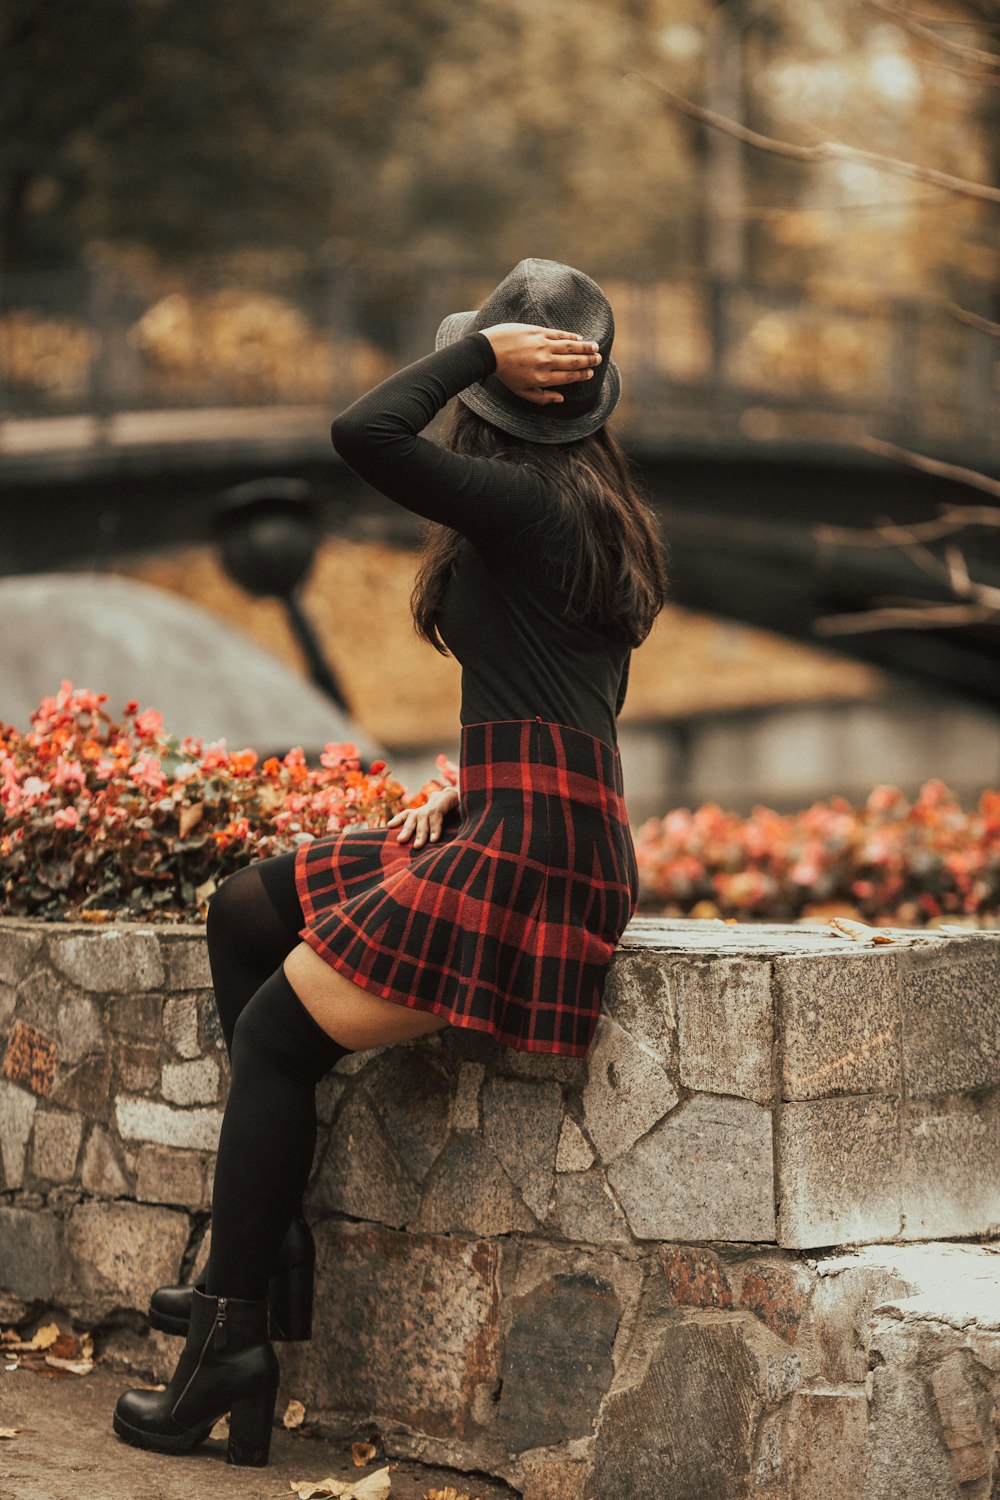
[479,323,602,406]
[387,784,460,849]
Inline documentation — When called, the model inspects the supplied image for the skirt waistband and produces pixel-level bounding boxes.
[459,718,628,823]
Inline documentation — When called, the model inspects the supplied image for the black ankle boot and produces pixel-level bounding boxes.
[148,1214,315,1341]
[114,1289,279,1465]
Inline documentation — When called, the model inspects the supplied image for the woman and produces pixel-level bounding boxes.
[113,258,667,1466]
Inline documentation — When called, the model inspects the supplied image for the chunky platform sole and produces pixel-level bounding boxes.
[113,1386,277,1466]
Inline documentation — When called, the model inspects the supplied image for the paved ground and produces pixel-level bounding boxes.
[0,1365,515,1500]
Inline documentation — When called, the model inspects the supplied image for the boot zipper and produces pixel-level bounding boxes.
[171,1299,228,1420]
[214,1297,228,1352]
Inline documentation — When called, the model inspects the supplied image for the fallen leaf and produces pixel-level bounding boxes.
[49,1333,80,1360]
[44,1354,94,1375]
[424,1490,481,1500]
[0,1429,21,1439]
[828,917,897,944]
[352,1442,377,1467]
[30,1324,60,1351]
[179,801,205,837]
[289,1468,392,1500]
[283,1398,307,1429]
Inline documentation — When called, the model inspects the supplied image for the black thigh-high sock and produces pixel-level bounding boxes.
[205,852,305,1054]
[205,965,348,1301]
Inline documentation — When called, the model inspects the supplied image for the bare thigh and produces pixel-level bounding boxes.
[283,942,450,1052]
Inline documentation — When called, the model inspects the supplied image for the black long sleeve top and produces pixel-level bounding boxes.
[330,332,631,749]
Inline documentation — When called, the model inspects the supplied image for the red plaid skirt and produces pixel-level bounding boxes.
[294,717,638,1056]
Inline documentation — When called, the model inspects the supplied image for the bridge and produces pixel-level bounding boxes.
[2,266,998,704]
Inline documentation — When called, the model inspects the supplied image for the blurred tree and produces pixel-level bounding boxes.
[0,0,452,270]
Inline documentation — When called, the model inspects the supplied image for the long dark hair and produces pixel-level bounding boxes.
[412,402,668,653]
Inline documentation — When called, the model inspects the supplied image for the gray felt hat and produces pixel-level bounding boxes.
[435,258,621,445]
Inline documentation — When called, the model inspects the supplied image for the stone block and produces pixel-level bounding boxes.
[2,1019,58,1095]
[0,925,43,985]
[413,1133,536,1236]
[588,1321,760,1500]
[811,1261,913,1385]
[80,1125,131,1198]
[513,1455,590,1500]
[738,1259,815,1345]
[0,981,14,1033]
[312,1092,417,1229]
[107,993,162,1041]
[302,1222,501,1440]
[315,1071,346,1125]
[482,1076,562,1220]
[162,995,201,1059]
[495,1271,620,1451]
[608,1095,775,1242]
[658,1245,734,1310]
[50,1055,112,1119]
[9,966,65,1037]
[0,1079,36,1189]
[114,1095,223,1152]
[115,1041,161,1093]
[54,993,104,1064]
[603,951,676,1064]
[548,1173,632,1246]
[901,1088,1000,1240]
[50,928,165,992]
[555,1116,594,1173]
[30,1109,84,1183]
[61,1201,190,1318]
[776,951,901,1101]
[365,1046,451,1181]
[929,1352,991,1486]
[675,956,773,1104]
[863,1364,962,1500]
[451,1061,484,1130]
[777,1094,901,1248]
[787,1391,869,1500]
[163,937,213,990]
[161,1057,220,1105]
[581,1015,679,1164]
[901,942,1000,1097]
[135,1144,211,1210]
[0,1206,58,1301]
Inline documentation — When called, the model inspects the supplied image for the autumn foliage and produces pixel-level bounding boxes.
[0,682,453,923]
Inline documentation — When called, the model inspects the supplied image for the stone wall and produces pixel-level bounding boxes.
[1,914,998,1498]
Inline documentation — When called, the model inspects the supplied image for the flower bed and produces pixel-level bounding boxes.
[0,682,453,923]
[2,684,997,928]
[635,782,1000,928]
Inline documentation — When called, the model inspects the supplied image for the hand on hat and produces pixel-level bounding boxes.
[480,323,602,406]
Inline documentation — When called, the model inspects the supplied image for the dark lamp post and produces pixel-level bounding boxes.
[212,479,349,713]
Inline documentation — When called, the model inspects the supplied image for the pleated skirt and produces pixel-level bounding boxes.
[294,717,638,1056]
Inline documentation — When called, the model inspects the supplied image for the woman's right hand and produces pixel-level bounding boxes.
[479,323,601,406]
[387,784,460,849]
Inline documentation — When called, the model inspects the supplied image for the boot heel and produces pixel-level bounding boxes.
[227,1387,277,1467]
[268,1258,313,1341]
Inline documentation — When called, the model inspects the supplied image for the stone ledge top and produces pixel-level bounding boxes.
[813,1242,1000,1332]
[1,912,997,961]
[619,915,999,957]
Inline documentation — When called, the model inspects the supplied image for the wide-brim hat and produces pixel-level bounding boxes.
[435,258,621,445]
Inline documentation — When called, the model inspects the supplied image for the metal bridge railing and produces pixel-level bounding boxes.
[0,262,996,463]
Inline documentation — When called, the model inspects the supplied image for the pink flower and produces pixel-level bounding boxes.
[129,752,167,792]
[53,806,80,830]
[52,756,86,790]
[134,707,164,739]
